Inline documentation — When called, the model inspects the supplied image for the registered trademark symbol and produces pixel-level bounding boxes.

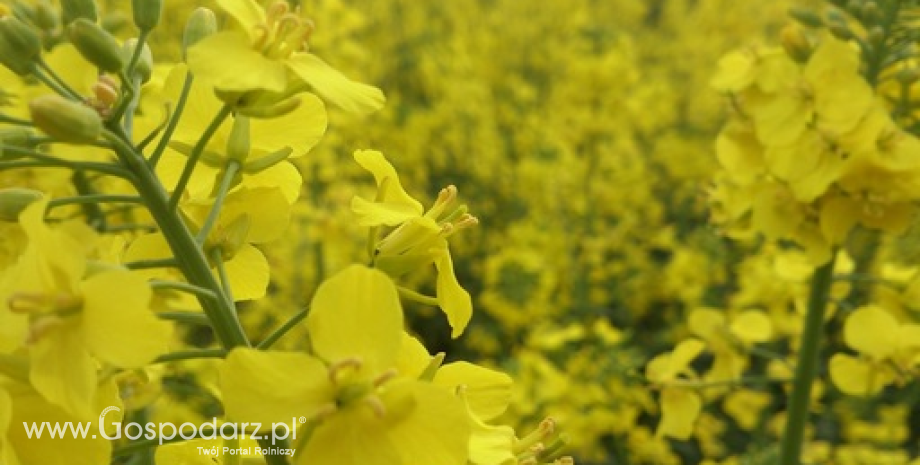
[299,416,307,424]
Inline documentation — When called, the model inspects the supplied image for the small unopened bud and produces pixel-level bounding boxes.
[100,11,129,34]
[780,25,813,63]
[861,2,880,23]
[868,26,885,46]
[788,7,823,28]
[122,38,153,83]
[92,75,119,107]
[827,22,853,41]
[897,68,920,85]
[33,1,59,32]
[68,18,123,73]
[0,127,37,154]
[60,0,98,26]
[0,16,41,75]
[29,94,102,143]
[182,7,217,61]
[132,0,162,32]
[0,188,43,221]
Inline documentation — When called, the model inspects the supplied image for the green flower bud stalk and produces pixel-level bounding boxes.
[0,16,42,75]
[61,0,98,25]
[132,0,162,32]
[29,94,102,143]
[122,38,153,83]
[0,188,43,221]
[67,18,123,74]
[182,7,217,61]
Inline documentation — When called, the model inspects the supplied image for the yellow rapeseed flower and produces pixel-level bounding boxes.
[187,0,384,114]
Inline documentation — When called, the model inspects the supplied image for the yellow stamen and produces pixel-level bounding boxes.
[328,357,363,383]
[26,315,64,344]
[364,394,387,418]
[372,368,398,387]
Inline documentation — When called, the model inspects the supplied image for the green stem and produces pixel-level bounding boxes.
[103,129,250,349]
[33,61,81,100]
[149,280,219,301]
[157,311,210,325]
[125,30,150,79]
[257,305,312,349]
[212,248,236,305]
[124,258,178,270]
[197,161,240,244]
[778,254,837,465]
[0,113,33,126]
[153,348,226,364]
[124,75,143,139]
[47,194,143,209]
[149,73,194,167]
[0,145,132,178]
[168,105,232,210]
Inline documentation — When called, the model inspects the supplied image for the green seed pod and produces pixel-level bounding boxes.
[0,16,42,75]
[132,0,162,32]
[122,38,153,83]
[0,188,43,222]
[29,94,102,143]
[67,18,123,73]
[61,0,98,26]
[788,7,823,28]
[182,7,217,61]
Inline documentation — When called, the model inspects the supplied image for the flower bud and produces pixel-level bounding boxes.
[788,7,822,28]
[0,127,37,156]
[61,0,98,26]
[827,22,853,41]
[122,38,153,83]
[868,26,885,46]
[780,24,813,63]
[0,188,43,221]
[29,94,102,143]
[182,7,217,61]
[132,0,162,32]
[0,16,41,75]
[33,1,59,32]
[861,2,880,24]
[67,18,123,73]
[896,67,920,85]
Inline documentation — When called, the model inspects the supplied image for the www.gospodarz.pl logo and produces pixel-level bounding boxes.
[23,405,305,445]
